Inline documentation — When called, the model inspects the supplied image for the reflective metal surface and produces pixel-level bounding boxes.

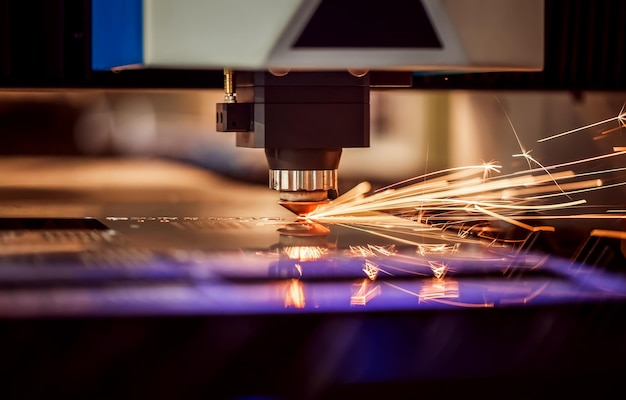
[270,169,338,193]
[1,157,625,399]
[2,213,626,317]
[0,157,625,317]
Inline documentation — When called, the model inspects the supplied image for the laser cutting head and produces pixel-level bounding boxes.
[94,1,543,209]
[217,70,371,212]
[206,1,542,209]
[266,147,342,213]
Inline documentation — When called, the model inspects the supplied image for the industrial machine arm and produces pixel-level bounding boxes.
[2,0,545,213]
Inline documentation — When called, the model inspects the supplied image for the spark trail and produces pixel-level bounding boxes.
[304,103,626,244]
[537,103,626,142]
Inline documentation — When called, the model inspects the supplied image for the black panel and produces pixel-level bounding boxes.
[0,0,223,89]
[0,0,9,77]
[0,0,89,83]
[0,0,626,90]
[294,0,441,48]
[5,0,64,79]
[63,0,92,82]
[2,307,626,399]
[0,218,108,230]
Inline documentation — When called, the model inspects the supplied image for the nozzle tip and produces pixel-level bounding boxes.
[278,200,329,216]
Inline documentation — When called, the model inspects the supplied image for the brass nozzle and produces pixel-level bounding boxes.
[223,68,236,103]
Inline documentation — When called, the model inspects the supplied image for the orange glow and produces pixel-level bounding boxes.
[349,244,397,258]
[304,102,626,247]
[350,279,381,306]
[419,278,459,301]
[590,229,626,240]
[284,279,306,308]
[416,243,459,256]
[282,246,328,261]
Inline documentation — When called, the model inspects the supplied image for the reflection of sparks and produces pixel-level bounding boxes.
[284,279,305,308]
[287,105,626,286]
[363,260,379,280]
[282,246,328,261]
[351,279,381,306]
[281,98,626,308]
[294,263,303,277]
[498,281,550,305]
[419,278,459,301]
[334,217,477,249]
[428,261,448,279]
[381,279,469,305]
[386,279,495,307]
[349,245,373,258]
[370,244,396,256]
[416,243,459,256]
[349,244,396,257]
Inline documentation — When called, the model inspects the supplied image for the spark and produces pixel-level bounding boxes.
[495,95,533,170]
[309,172,588,220]
[336,222,447,247]
[473,205,555,233]
[493,95,573,198]
[305,149,624,241]
[294,100,626,270]
[512,149,572,199]
[537,103,626,142]
[279,96,626,311]
[531,180,626,199]
[510,150,626,174]
[375,162,502,192]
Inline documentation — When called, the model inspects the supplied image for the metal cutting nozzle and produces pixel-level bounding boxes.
[277,189,330,216]
[270,167,337,216]
[278,199,329,216]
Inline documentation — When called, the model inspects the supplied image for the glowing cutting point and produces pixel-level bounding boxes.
[278,200,329,217]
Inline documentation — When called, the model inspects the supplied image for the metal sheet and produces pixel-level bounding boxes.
[0,157,625,318]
